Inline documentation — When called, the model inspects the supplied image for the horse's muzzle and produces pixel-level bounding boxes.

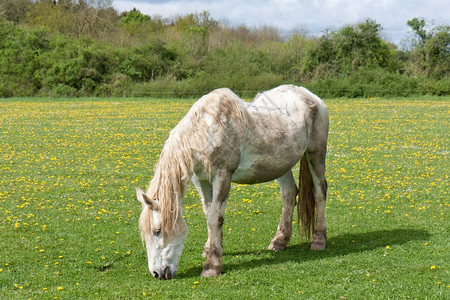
[153,266,174,280]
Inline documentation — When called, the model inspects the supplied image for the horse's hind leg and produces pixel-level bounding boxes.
[307,150,328,250]
[268,170,298,251]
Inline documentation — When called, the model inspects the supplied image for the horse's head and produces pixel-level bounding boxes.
[136,187,188,280]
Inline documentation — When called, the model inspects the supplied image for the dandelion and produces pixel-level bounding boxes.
[57,286,63,291]
[430,265,436,270]
[385,245,390,249]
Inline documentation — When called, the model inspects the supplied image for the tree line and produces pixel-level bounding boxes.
[0,0,449,98]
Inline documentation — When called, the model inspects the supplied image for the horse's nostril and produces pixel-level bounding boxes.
[153,271,159,278]
[163,267,171,280]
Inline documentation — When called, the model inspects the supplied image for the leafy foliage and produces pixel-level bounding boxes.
[405,18,450,79]
[302,20,396,78]
[0,1,448,97]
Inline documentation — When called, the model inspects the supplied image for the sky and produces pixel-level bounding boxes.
[112,0,449,45]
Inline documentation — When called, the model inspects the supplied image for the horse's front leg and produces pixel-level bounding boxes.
[269,171,298,251]
[201,172,231,277]
[192,175,213,258]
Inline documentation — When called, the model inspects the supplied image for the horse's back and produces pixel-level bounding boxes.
[253,84,329,145]
[252,84,326,120]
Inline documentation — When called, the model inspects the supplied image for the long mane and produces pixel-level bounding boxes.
[145,88,248,238]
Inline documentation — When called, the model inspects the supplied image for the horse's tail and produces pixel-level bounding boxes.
[298,153,315,239]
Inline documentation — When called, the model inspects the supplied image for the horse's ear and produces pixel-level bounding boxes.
[136,187,148,205]
[136,187,160,211]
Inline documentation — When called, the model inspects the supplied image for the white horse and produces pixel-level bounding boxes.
[136,84,329,279]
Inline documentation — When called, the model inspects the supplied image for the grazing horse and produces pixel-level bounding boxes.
[136,84,329,279]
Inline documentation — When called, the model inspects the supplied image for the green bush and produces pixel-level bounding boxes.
[304,68,424,98]
[0,14,448,98]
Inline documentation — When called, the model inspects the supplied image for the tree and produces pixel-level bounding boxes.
[406,18,450,79]
[407,17,427,44]
[120,8,150,25]
[26,0,117,38]
[118,8,162,40]
[302,19,395,78]
[173,11,218,34]
[0,0,33,23]
[71,0,116,38]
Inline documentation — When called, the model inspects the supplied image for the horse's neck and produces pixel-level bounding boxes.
[151,145,193,200]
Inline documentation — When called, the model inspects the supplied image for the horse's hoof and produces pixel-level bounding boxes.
[200,267,221,278]
[310,242,326,250]
[268,240,287,251]
[310,231,327,250]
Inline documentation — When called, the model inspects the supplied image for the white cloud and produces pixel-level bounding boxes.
[113,0,450,44]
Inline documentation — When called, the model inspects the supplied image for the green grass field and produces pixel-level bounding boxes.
[0,96,448,299]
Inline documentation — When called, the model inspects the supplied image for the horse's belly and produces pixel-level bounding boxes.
[231,152,299,184]
[231,124,306,184]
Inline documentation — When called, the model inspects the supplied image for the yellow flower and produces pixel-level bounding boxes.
[57,286,63,291]
[385,245,390,249]
[430,265,436,270]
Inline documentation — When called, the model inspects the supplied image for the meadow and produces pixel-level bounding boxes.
[0,96,448,299]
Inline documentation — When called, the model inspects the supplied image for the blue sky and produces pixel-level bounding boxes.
[112,0,449,45]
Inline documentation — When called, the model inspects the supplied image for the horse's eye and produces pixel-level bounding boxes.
[154,229,161,236]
